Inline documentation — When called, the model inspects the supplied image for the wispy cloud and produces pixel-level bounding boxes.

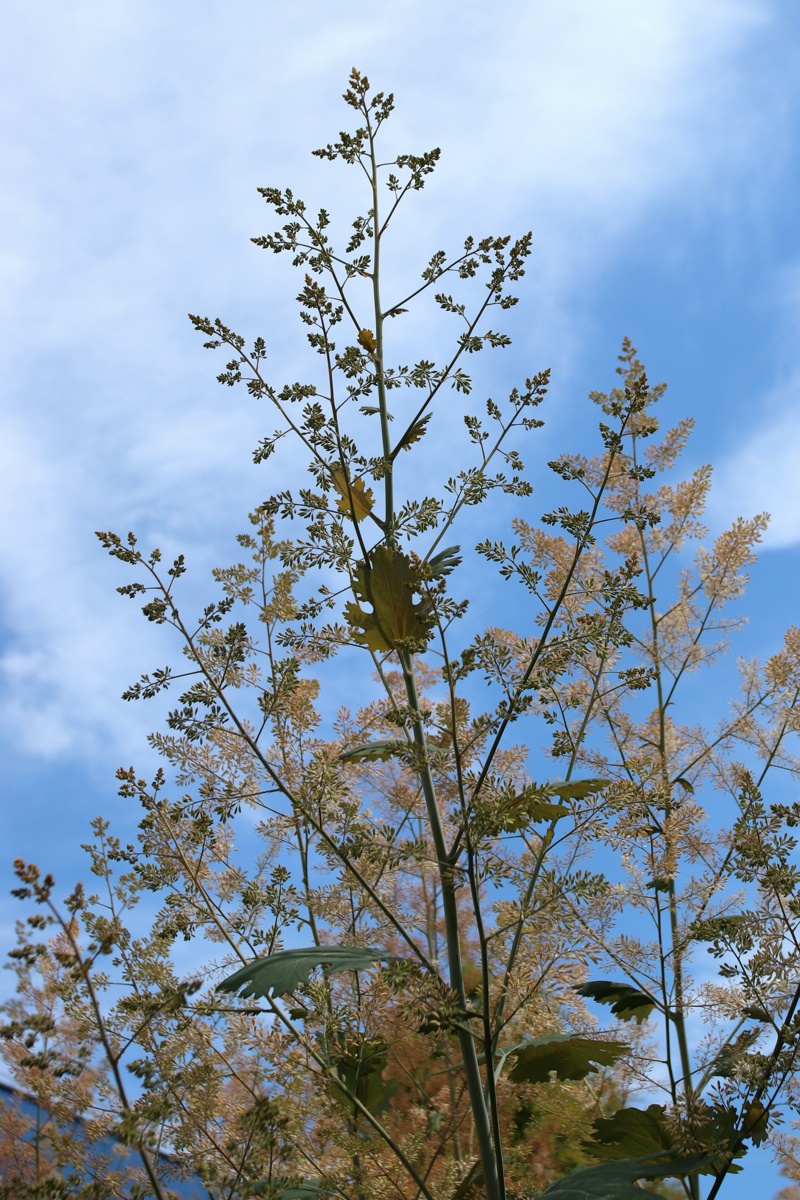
[710,372,800,548]
[0,0,793,759]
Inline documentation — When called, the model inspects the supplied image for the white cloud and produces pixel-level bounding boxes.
[708,254,800,548]
[0,0,793,758]
[710,371,800,548]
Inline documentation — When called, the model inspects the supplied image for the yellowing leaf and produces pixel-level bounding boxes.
[743,1101,769,1145]
[548,778,609,801]
[393,413,432,456]
[345,545,434,652]
[357,328,377,354]
[330,466,375,522]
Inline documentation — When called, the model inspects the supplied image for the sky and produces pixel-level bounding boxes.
[2,1,800,1194]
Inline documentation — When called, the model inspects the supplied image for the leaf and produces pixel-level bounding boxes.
[329,1038,399,1118]
[742,1100,769,1146]
[645,878,672,893]
[583,1105,671,1162]
[548,778,609,801]
[529,801,571,822]
[337,740,402,763]
[576,980,658,1024]
[251,1181,329,1200]
[330,467,374,522]
[742,1004,771,1022]
[393,413,432,455]
[507,1034,628,1084]
[538,1153,714,1200]
[217,946,391,1000]
[427,545,462,578]
[500,798,569,833]
[344,545,434,652]
[447,1161,483,1200]
[709,1028,760,1078]
[497,778,607,834]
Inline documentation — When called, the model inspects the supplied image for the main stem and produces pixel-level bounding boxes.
[635,435,699,1200]
[365,102,500,1200]
[402,656,503,1200]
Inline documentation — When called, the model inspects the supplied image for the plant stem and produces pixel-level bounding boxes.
[401,655,504,1200]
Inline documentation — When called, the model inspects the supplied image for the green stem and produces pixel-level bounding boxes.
[366,116,393,534]
[401,654,503,1200]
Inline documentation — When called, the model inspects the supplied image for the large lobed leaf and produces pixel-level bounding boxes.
[336,739,404,763]
[507,1033,628,1084]
[328,1037,399,1118]
[251,1181,329,1200]
[575,980,657,1024]
[330,466,375,522]
[344,545,434,652]
[538,1153,714,1200]
[499,779,609,833]
[586,1100,760,1177]
[583,1105,672,1162]
[217,946,391,1000]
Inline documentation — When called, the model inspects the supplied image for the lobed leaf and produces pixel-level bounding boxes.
[328,1037,399,1117]
[575,980,657,1024]
[393,413,432,456]
[538,1153,714,1200]
[217,946,392,1000]
[330,467,375,522]
[337,740,403,763]
[507,1034,628,1084]
[583,1105,671,1161]
[549,778,610,801]
[345,545,434,652]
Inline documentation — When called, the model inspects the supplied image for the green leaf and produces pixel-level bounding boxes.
[500,800,570,833]
[496,780,603,833]
[507,1034,628,1084]
[645,877,672,893]
[548,778,609,801]
[538,1153,714,1200]
[742,1004,771,1022]
[528,800,571,823]
[329,1038,399,1118]
[427,545,462,578]
[217,946,392,1000]
[709,1028,760,1078]
[576,980,658,1024]
[250,1181,330,1200]
[344,545,434,652]
[584,1105,671,1161]
[337,740,402,763]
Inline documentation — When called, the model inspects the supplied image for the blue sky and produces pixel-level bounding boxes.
[2,2,800,1193]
